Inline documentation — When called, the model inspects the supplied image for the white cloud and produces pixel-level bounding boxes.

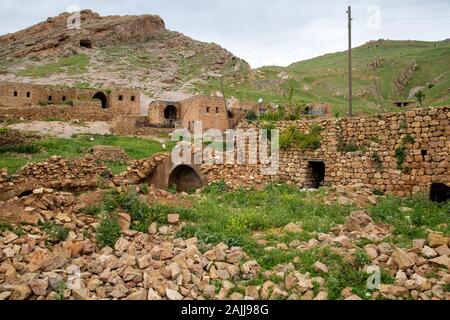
[0,0,449,67]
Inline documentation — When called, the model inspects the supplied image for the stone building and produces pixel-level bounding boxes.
[0,82,141,119]
[204,106,449,196]
[148,95,237,131]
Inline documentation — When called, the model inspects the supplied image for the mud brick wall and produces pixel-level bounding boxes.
[207,106,449,196]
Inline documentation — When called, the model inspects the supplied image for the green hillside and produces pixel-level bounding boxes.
[197,40,450,116]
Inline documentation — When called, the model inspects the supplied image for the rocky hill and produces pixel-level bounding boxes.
[1,11,449,115]
[205,39,450,116]
[0,10,250,100]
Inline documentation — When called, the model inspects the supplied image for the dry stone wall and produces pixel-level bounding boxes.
[208,106,449,196]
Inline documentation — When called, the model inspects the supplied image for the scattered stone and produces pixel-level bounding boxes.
[391,247,415,269]
[284,223,302,233]
[422,246,438,259]
[166,288,183,300]
[314,262,329,273]
[167,214,180,225]
[428,232,448,248]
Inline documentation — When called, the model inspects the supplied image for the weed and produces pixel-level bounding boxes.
[354,250,371,267]
[42,222,69,243]
[96,216,121,248]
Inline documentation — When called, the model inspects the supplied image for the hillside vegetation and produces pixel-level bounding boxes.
[199,40,450,116]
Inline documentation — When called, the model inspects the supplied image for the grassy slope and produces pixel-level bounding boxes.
[198,40,450,116]
[0,134,168,174]
[4,39,450,116]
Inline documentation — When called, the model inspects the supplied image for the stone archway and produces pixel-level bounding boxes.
[92,92,108,109]
[168,165,204,193]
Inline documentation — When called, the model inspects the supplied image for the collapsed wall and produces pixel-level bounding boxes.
[207,106,449,196]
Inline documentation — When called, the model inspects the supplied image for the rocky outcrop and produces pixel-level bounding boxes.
[0,10,165,59]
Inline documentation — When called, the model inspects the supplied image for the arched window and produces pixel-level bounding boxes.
[13,91,18,97]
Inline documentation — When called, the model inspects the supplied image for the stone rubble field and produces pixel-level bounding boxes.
[0,185,449,301]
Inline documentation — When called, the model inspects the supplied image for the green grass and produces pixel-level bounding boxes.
[0,134,168,173]
[16,54,90,77]
[369,194,450,247]
[173,183,449,299]
[196,40,450,116]
[177,183,354,262]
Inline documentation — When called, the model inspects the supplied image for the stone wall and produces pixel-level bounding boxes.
[110,116,173,136]
[207,106,449,196]
[0,106,113,122]
[0,82,141,120]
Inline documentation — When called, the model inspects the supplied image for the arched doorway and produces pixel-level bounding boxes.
[168,165,204,193]
[164,105,177,120]
[92,92,108,109]
[164,105,178,128]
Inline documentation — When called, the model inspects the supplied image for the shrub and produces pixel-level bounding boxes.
[403,134,415,144]
[96,217,121,248]
[245,110,258,122]
[81,205,101,216]
[0,144,39,154]
[42,222,69,243]
[338,143,359,153]
[354,250,371,267]
[280,125,322,151]
[371,152,382,170]
[395,146,407,167]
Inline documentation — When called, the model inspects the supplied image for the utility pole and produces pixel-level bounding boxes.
[347,5,353,117]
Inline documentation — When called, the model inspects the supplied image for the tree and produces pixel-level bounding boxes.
[415,91,425,108]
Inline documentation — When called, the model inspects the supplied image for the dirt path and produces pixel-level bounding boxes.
[7,121,111,138]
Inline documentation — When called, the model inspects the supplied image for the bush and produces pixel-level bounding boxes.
[395,146,407,167]
[81,205,101,216]
[280,125,322,151]
[245,110,258,122]
[0,144,39,154]
[96,217,121,248]
[403,134,415,144]
[42,222,69,243]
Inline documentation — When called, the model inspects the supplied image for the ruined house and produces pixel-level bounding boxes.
[0,82,141,120]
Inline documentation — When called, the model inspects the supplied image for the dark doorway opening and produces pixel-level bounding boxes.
[307,161,325,189]
[164,105,178,127]
[80,39,92,49]
[227,110,234,119]
[92,92,108,109]
[169,165,203,193]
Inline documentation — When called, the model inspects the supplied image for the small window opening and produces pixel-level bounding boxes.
[13,91,18,97]
[62,96,66,102]
[48,96,52,101]
[131,96,135,102]
[206,107,210,113]
[26,92,31,98]
[119,95,123,101]
[421,150,428,157]
[216,107,219,113]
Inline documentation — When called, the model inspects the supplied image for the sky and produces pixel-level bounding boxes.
[0,0,449,68]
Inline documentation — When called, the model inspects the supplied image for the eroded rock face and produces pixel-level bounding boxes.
[0,10,165,58]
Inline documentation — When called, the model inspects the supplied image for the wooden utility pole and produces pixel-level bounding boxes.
[347,5,353,117]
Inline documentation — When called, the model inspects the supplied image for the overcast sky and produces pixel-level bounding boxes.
[1,0,449,67]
